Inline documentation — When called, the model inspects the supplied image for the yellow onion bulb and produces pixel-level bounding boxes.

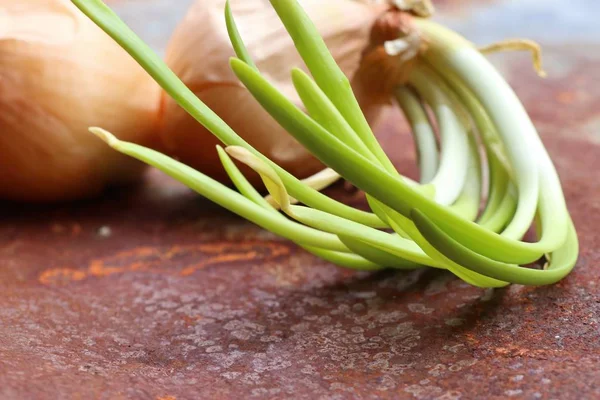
[161,0,396,185]
[0,0,161,202]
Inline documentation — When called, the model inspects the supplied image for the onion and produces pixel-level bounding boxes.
[0,0,160,202]
[160,0,395,184]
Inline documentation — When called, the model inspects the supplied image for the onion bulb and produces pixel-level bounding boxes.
[161,0,406,184]
[0,0,160,202]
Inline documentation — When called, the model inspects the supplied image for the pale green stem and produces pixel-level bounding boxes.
[395,86,439,184]
[409,66,469,205]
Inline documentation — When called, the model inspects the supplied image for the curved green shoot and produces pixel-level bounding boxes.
[71,0,578,288]
[409,66,469,205]
[71,0,385,229]
[219,145,386,269]
[268,0,398,175]
[226,145,441,268]
[90,128,349,253]
[415,19,570,255]
[229,57,567,264]
[412,209,578,286]
[395,86,439,184]
[224,0,257,69]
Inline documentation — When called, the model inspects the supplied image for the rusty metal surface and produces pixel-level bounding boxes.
[1,1,600,399]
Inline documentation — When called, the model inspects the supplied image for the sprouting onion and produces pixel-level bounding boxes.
[71,0,578,287]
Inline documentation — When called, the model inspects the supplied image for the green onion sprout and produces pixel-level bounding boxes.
[72,0,578,288]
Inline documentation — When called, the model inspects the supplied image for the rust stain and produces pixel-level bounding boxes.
[88,260,125,278]
[494,346,551,360]
[38,269,87,286]
[180,251,259,277]
[38,242,290,286]
[464,332,479,346]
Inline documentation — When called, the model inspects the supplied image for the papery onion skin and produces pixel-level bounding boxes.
[0,0,161,202]
[160,0,389,185]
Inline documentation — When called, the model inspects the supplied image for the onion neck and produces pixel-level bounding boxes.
[352,7,425,124]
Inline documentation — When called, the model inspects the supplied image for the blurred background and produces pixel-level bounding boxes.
[112,0,600,53]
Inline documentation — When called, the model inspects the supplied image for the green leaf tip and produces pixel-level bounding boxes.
[225,146,291,211]
[225,1,257,69]
[89,127,119,148]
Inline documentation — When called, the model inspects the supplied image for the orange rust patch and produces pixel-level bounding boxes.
[494,345,557,359]
[39,269,87,286]
[269,244,290,258]
[464,332,479,346]
[180,251,259,277]
[38,242,291,286]
[88,260,123,278]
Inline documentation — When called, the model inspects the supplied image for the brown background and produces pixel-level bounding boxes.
[1,0,600,399]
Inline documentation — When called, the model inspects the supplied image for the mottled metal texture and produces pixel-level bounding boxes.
[1,1,600,399]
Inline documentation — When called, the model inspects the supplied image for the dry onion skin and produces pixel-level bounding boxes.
[160,0,395,185]
[73,0,578,288]
[0,0,160,202]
